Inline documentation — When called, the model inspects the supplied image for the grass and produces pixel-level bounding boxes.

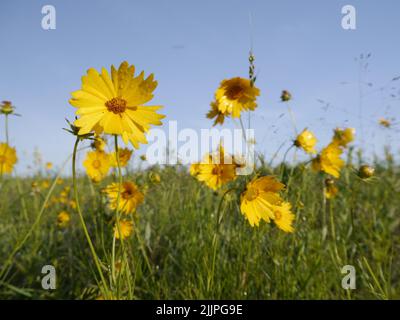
[0,149,399,300]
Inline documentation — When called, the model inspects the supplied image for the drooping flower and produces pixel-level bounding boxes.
[103,181,144,214]
[190,145,238,190]
[272,202,295,233]
[111,148,132,168]
[45,162,53,170]
[294,129,317,154]
[312,142,344,178]
[114,220,134,240]
[83,150,112,183]
[57,211,71,227]
[0,101,16,115]
[324,178,338,199]
[212,77,259,118]
[240,176,293,229]
[206,101,229,126]
[91,135,107,151]
[0,143,17,174]
[70,61,165,148]
[333,128,355,148]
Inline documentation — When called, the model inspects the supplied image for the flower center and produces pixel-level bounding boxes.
[0,155,6,164]
[274,211,282,220]
[122,187,134,199]
[245,187,259,201]
[92,160,101,169]
[212,166,223,176]
[226,85,244,100]
[105,97,127,114]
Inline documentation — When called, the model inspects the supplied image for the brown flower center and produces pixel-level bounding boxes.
[226,84,244,100]
[0,155,6,164]
[274,211,282,220]
[92,160,101,169]
[212,166,223,176]
[122,186,134,199]
[105,97,127,114]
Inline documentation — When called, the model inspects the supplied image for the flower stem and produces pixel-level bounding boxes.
[72,137,110,297]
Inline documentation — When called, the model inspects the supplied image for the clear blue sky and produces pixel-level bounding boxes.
[0,0,399,174]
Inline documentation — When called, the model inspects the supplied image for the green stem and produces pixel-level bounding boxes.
[5,115,9,145]
[72,137,110,297]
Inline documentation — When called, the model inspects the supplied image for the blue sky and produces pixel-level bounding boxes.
[0,0,399,174]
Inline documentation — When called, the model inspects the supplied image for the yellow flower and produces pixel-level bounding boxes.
[0,143,17,174]
[379,118,391,128]
[358,165,375,179]
[111,148,132,167]
[69,200,77,210]
[57,211,71,227]
[213,77,260,118]
[41,180,50,189]
[56,178,64,185]
[114,220,133,240]
[0,101,16,115]
[312,142,344,178]
[324,178,338,199]
[206,101,229,126]
[333,128,355,147]
[45,162,53,170]
[190,146,237,190]
[280,90,292,102]
[104,181,144,214]
[70,61,165,148]
[149,172,161,184]
[272,202,295,233]
[91,135,107,151]
[83,150,111,183]
[294,129,317,154]
[240,176,286,227]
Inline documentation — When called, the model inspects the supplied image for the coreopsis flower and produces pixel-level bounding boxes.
[212,77,260,118]
[333,128,355,148]
[114,220,133,240]
[45,162,53,170]
[91,135,107,151]
[0,143,17,174]
[190,146,238,190]
[312,142,344,178]
[379,118,391,128]
[140,154,147,161]
[272,202,295,233]
[149,171,161,184]
[83,150,112,183]
[0,101,17,115]
[240,176,294,231]
[41,180,50,189]
[280,90,292,102]
[206,101,229,126]
[111,148,132,167]
[294,129,317,154]
[70,61,165,148]
[103,181,144,214]
[324,178,338,199]
[358,164,375,179]
[57,211,71,227]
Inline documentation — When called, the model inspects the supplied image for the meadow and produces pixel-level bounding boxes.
[0,60,399,300]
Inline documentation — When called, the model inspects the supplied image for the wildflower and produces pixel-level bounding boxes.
[272,202,295,233]
[240,176,294,229]
[91,135,107,151]
[111,148,132,168]
[31,181,41,194]
[114,220,133,240]
[212,77,260,118]
[70,61,165,148]
[140,154,147,161]
[104,181,144,214]
[379,118,391,128]
[294,129,317,154]
[358,165,375,179]
[280,90,292,102]
[149,172,161,184]
[83,150,111,183]
[57,211,71,227]
[45,162,53,170]
[190,145,237,190]
[41,180,50,189]
[324,178,338,199]
[69,200,77,210]
[312,142,344,178]
[0,143,17,174]
[0,101,17,115]
[333,128,355,148]
[206,101,229,126]
[56,178,64,185]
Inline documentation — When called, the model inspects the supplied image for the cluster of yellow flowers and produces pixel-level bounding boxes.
[0,143,17,175]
